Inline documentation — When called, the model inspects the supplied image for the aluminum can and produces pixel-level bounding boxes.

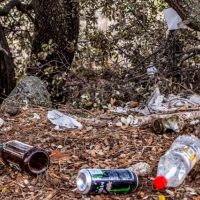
[76,169,138,194]
[153,115,184,134]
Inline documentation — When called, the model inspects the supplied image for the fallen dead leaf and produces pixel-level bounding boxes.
[49,150,70,161]
[44,190,57,200]
[104,138,109,145]
[110,98,116,106]
[129,101,139,108]
[91,150,96,157]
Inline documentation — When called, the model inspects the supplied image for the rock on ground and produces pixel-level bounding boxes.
[1,76,52,115]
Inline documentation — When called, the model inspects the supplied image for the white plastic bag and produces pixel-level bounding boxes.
[163,8,187,34]
[47,110,82,130]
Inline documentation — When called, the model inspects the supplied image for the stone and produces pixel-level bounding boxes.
[128,162,151,176]
[1,76,52,115]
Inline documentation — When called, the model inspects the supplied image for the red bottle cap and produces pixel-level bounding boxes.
[153,175,167,190]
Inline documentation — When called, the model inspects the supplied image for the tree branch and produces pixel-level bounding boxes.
[0,44,8,55]
[0,0,20,16]
[0,0,34,24]
[16,3,34,24]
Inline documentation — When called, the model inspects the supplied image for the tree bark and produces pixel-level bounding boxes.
[27,0,79,102]
[165,0,200,31]
[31,0,79,66]
[0,23,16,103]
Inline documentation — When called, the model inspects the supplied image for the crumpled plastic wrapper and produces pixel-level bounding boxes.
[132,87,200,115]
[163,8,187,34]
[147,65,157,78]
[47,110,82,130]
[111,87,200,115]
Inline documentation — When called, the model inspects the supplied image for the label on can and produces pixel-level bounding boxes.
[87,169,137,194]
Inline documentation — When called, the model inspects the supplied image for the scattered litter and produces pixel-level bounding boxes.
[153,135,200,190]
[1,140,50,175]
[153,115,184,134]
[109,105,129,113]
[109,87,200,115]
[115,115,137,127]
[57,145,63,149]
[130,110,200,127]
[134,87,200,115]
[24,179,29,185]
[185,187,197,195]
[47,110,82,130]
[76,168,138,194]
[1,187,7,193]
[158,195,166,200]
[121,115,134,126]
[190,119,200,125]
[33,113,40,119]
[163,8,187,34]
[147,62,157,78]
[22,99,28,110]
[0,118,4,127]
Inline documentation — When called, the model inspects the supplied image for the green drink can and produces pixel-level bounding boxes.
[76,169,138,194]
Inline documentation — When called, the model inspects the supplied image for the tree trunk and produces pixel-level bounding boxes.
[165,0,200,31]
[0,23,16,103]
[31,0,79,66]
[28,0,79,102]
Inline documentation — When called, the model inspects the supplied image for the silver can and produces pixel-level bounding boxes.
[153,115,184,134]
[76,169,138,194]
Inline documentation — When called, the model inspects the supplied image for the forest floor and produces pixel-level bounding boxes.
[0,106,200,200]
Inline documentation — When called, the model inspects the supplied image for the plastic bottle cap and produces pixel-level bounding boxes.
[153,176,167,190]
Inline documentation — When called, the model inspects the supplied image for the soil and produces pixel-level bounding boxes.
[0,106,200,200]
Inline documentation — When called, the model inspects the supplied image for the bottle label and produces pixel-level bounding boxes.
[181,146,196,167]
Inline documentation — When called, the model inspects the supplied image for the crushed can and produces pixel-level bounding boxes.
[76,169,138,194]
[0,140,50,175]
[153,115,184,134]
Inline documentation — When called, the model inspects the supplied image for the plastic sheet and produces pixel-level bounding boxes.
[47,110,82,130]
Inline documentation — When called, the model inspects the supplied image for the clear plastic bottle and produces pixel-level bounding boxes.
[153,135,200,190]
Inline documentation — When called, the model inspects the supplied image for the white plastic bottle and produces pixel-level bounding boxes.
[153,135,200,190]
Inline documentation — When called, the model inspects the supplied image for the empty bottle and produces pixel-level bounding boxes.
[153,135,200,190]
[0,140,50,175]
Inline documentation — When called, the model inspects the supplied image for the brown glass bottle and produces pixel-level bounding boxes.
[1,140,50,175]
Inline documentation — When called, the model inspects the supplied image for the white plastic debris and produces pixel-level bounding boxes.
[33,113,40,119]
[0,118,4,127]
[163,8,187,34]
[190,119,200,125]
[121,115,134,126]
[109,105,129,113]
[147,63,157,78]
[133,87,200,115]
[22,99,28,110]
[47,110,82,130]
